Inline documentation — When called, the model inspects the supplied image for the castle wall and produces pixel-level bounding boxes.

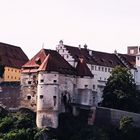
[94,107,140,127]
[20,73,38,111]
[0,82,20,109]
[36,72,76,128]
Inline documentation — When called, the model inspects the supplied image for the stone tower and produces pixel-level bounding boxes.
[36,54,60,128]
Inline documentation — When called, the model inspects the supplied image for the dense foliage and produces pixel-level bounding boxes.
[0,108,140,140]
[101,66,140,113]
[0,108,40,140]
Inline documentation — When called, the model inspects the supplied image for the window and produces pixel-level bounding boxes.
[53,96,56,106]
[138,57,139,60]
[15,70,17,72]
[11,76,13,79]
[27,95,31,100]
[95,66,97,70]
[66,55,69,58]
[28,81,31,84]
[40,95,43,99]
[102,67,104,71]
[93,85,95,89]
[53,80,57,83]
[15,77,16,79]
[98,66,101,71]
[108,68,110,72]
[62,49,64,52]
[85,85,88,88]
[40,79,44,83]
[91,65,94,70]
[105,68,107,72]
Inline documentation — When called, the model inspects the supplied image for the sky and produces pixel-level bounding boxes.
[0,0,140,58]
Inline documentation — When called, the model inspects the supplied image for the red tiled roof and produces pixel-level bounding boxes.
[64,45,125,68]
[76,58,93,77]
[22,49,76,75]
[0,42,28,68]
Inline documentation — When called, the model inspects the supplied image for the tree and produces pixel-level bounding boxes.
[101,66,139,112]
[119,116,133,133]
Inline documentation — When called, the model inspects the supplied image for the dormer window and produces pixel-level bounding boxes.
[35,57,41,65]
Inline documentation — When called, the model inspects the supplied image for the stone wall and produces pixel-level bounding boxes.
[0,82,20,109]
[94,107,140,127]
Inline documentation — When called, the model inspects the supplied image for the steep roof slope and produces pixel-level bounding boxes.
[76,58,93,77]
[22,49,76,75]
[64,45,125,68]
[0,42,28,68]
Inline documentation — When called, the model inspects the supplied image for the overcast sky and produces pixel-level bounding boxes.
[0,0,140,58]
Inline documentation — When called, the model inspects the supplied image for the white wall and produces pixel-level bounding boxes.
[56,44,76,67]
[136,55,140,67]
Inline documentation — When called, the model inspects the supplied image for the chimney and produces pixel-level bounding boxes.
[89,50,92,56]
[79,44,81,49]
[84,44,87,49]
[114,50,117,54]
[59,40,63,45]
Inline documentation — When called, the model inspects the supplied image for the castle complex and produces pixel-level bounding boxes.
[20,41,140,128]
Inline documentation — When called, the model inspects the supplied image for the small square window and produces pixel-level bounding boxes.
[54,80,57,83]
[40,95,43,99]
[91,65,94,70]
[85,85,88,88]
[28,81,31,84]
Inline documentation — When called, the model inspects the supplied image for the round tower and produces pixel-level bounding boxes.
[36,72,60,128]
